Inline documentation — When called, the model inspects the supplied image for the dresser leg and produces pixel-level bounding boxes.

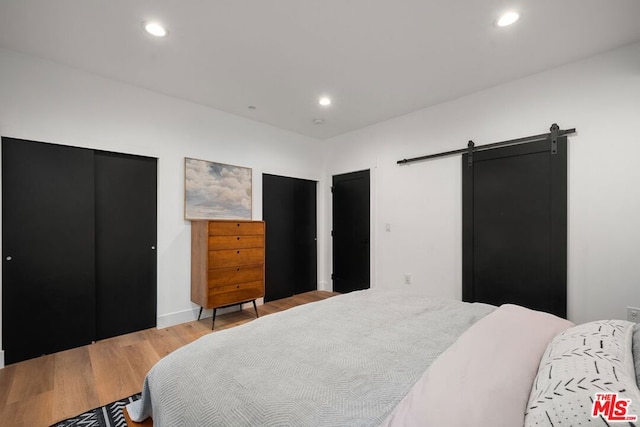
[197,307,203,321]
[252,300,259,318]
[212,308,217,330]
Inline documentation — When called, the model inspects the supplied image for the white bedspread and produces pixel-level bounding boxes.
[127,288,494,426]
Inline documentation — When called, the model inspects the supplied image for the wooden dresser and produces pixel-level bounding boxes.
[191,220,265,328]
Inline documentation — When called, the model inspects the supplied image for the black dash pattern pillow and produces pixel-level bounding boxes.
[524,320,640,426]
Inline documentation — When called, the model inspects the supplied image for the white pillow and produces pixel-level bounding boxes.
[384,304,573,427]
[525,320,640,426]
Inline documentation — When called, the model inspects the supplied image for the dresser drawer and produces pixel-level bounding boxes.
[208,265,263,288]
[208,248,264,268]
[208,281,264,307]
[208,221,264,236]
[208,235,264,250]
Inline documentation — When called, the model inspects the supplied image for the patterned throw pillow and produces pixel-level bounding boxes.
[524,320,640,426]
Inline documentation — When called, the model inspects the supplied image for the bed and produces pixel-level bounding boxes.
[126,288,640,426]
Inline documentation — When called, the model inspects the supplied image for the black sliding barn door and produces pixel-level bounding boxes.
[263,174,317,302]
[95,152,157,340]
[2,137,157,364]
[462,138,567,317]
[2,139,96,364]
[332,170,370,293]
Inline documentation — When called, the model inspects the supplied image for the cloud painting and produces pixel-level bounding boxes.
[185,158,252,219]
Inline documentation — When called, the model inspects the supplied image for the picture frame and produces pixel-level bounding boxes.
[184,157,252,220]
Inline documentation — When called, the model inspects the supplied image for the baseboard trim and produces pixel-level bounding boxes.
[156,299,265,329]
[318,281,330,292]
[157,308,197,329]
[0,350,5,369]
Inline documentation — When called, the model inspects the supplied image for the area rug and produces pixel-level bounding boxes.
[52,393,141,427]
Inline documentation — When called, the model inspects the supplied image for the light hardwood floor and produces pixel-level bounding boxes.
[0,291,338,427]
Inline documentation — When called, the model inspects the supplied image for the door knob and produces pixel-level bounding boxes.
[5,256,12,261]
[151,246,156,250]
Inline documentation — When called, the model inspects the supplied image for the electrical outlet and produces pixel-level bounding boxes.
[404,274,411,285]
[627,306,640,323]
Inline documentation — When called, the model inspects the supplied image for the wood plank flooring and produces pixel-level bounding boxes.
[0,291,338,427]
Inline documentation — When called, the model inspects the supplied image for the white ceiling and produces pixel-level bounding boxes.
[1,1,640,140]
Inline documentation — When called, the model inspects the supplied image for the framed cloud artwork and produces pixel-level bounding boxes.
[184,158,252,220]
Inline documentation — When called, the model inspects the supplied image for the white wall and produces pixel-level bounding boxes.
[0,48,328,366]
[324,41,640,325]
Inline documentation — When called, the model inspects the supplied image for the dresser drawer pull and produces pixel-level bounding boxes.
[237,250,240,254]
[237,237,240,240]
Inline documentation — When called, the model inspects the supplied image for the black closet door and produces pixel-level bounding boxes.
[95,152,157,340]
[2,138,96,364]
[332,170,370,293]
[462,138,567,317]
[263,174,317,302]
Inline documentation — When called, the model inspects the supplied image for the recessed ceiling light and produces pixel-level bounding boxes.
[318,97,331,106]
[496,11,519,27]
[144,22,168,37]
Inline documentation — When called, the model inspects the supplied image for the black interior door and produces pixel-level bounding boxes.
[332,170,370,293]
[263,174,317,302]
[95,152,157,340]
[2,138,96,364]
[462,138,567,317]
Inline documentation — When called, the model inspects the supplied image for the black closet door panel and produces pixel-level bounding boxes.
[2,138,96,364]
[332,170,370,293]
[264,174,296,301]
[94,152,157,340]
[263,174,317,302]
[293,179,317,295]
